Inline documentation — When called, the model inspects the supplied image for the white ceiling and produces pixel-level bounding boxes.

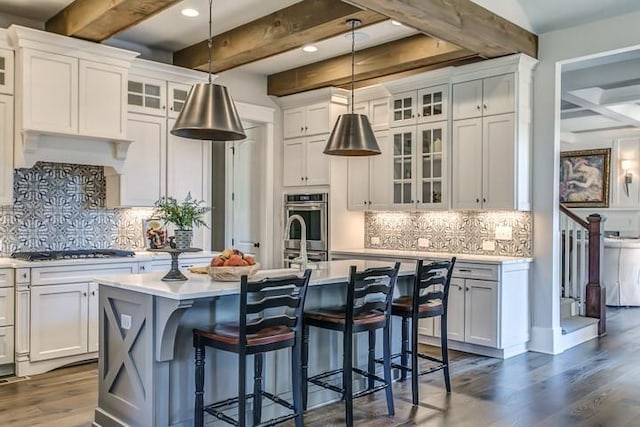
[0,0,72,22]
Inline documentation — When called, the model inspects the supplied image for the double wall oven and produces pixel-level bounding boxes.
[283,193,328,267]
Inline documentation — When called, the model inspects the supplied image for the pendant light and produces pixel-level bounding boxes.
[323,19,381,156]
[171,0,246,141]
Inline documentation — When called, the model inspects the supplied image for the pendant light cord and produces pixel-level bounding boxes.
[208,0,213,84]
[350,20,355,114]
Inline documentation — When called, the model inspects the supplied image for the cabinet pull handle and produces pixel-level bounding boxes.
[459,269,472,272]
[92,291,96,296]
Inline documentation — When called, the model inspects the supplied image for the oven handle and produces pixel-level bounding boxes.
[286,205,322,210]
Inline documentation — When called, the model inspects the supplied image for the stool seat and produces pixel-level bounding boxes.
[305,307,385,326]
[392,296,444,317]
[194,324,294,347]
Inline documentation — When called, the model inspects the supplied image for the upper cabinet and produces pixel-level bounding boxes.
[0,94,13,206]
[347,131,392,211]
[167,82,190,119]
[390,84,448,127]
[452,74,515,120]
[127,75,166,116]
[283,103,332,139]
[0,48,14,95]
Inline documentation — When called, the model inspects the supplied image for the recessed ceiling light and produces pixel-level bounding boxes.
[390,20,403,26]
[302,45,318,53]
[181,8,199,17]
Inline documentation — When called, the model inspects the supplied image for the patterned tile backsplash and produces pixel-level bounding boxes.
[365,211,532,257]
[0,162,153,255]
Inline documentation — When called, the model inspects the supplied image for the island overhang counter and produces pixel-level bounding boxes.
[92,260,416,427]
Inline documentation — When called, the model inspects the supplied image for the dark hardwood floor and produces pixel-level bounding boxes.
[1,307,639,426]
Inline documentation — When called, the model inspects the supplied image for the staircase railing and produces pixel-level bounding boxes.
[559,204,606,335]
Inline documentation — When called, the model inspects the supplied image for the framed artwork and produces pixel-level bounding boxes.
[560,148,611,208]
[142,218,167,249]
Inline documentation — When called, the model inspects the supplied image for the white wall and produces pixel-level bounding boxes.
[532,11,640,354]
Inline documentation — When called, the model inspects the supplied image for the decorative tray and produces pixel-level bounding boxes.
[190,263,261,281]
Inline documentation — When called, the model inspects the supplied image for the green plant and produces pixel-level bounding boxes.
[154,193,211,230]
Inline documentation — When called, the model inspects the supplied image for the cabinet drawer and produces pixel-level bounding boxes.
[453,263,498,281]
[0,326,14,365]
[30,263,139,286]
[0,287,13,327]
[0,268,13,287]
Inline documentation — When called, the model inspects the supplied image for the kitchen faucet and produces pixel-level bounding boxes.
[284,214,308,271]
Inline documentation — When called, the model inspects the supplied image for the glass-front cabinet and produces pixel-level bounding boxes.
[392,127,415,206]
[127,76,166,116]
[0,48,13,95]
[168,82,190,119]
[390,84,448,128]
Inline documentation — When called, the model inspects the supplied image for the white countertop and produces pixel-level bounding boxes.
[331,248,533,264]
[0,251,219,268]
[96,259,416,300]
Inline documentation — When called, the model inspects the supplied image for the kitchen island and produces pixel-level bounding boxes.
[92,260,415,427]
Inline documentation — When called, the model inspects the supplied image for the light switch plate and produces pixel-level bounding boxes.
[418,238,430,248]
[482,240,496,251]
[120,314,132,330]
[371,236,380,245]
[495,225,513,240]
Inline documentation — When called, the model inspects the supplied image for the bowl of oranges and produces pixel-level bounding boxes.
[207,248,259,281]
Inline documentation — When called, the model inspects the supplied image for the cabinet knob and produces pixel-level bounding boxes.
[92,290,96,296]
[416,200,420,204]
[476,105,481,110]
[466,287,470,291]
[368,201,372,205]
[22,273,27,279]
[301,177,304,181]
[254,242,261,248]
[300,127,304,133]
[170,106,174,111]
[83,292,88,297]
[305,126,308,132]
[483,104,487,110]
[483,198,486,203]
[476,198,480,203]
[162,105,166,110]
[305,177,308,181]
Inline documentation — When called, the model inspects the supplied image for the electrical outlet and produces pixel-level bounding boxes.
[482,240,496,251]
[495,225,513,241]
[418,238,430,248]
[371,236,380,245]
[120,314,132,330]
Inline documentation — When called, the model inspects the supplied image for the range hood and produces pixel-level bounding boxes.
[8,25,139,173]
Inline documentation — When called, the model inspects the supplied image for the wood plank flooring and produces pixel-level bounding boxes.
[1,307,639,426]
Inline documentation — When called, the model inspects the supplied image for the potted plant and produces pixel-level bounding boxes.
[153,193,211,249]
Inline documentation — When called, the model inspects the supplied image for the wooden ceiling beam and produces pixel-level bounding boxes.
[45,0,182,42]
[173,0,386,72]
[268,34,476,96]
[344,0,538,59]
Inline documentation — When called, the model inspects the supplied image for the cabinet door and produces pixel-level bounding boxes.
[464,279,498,347]
[416,123,446,208]
[452,80,482,120]
[167,118,211,250]
[0,94,13,206]
[283,138,305,187]
[88,283,99,353]
[108,114,166,207]
[21,49,78,134]
[391,127,416,207]
[445,278,465,341]
[452,118,483,209]
[483,113,516,209]
[369,131,393,210]
[390,91,416,127]
[305,103,330,136]
[30,283,89,361]
[283,107,305,139]
[127,75,166,116]
[79,60,127,139]
[0,287,13,327]
[418,85,447,123]
[305,135,330,186]
[0,326,13,365]
[369,97,390,131]
[347,157,369,210]
[483,74,515,116]
[167,81,190,119]
[0,48,14,95]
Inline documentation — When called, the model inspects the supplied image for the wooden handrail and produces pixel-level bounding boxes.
[559,203,589,228]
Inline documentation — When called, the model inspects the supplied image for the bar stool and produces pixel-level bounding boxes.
[193,270,312,427]
[390,258,456,405]
[302,263,400,426]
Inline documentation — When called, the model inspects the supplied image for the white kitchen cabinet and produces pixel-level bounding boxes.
[354,97,389,132]
[283,103,331,139]
[0,326,13,365]
[30,283,89,362]
[0,287,13,327]
[0,94,13,206]
[452,113,519,210]
[391,126,416,207]
[446,278,466,341]
[347,131,392,210]
[464,279,498,347]
[0,47,14,95]
[127,75,166,116]
[88,282,99,353]
[1,267,15,369]
[283,136,330,187]
[452,74,514,120]
[390,84,448,127]
[167,81,190,119]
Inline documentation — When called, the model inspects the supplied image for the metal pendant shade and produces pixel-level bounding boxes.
[323,113,380,156]
[323,18,380,156]
[170,82,246,141]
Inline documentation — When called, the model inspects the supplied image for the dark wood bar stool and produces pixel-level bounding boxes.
[388,258,456,405]
[302,263,400,426]
[193,270,312,427]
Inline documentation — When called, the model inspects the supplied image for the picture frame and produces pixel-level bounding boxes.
[560,148,611,208]
[142,218,167,249]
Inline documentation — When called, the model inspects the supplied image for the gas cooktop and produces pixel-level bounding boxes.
[10,249,136,262]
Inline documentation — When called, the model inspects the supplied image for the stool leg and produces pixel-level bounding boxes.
[382,323,395,416]
[411,316,419,405]
[343,330,353,426]
[291,341,304,427]
[367,330,376,390]
[400,317,409,382]
[302,324,310,410]
[253,353,263,426]
[194,340,205,427]
[238,351,247,427]
[441,314,451,393]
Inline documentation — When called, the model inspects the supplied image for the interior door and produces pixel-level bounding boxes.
[230,125,263,259]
